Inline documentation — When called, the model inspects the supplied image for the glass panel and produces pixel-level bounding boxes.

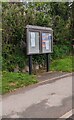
[42,33,52,53]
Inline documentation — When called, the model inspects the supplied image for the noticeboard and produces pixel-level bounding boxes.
[26,25,53,55]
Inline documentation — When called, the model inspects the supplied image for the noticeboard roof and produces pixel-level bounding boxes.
[26,25,53,31]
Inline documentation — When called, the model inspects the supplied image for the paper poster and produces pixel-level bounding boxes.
[31,32,35,39]
[46,41,49,50]
[42,33,48,40]
[42,42,46,48]
[31,39,35,47]
[30,32,35,47]
[48,34,52,40]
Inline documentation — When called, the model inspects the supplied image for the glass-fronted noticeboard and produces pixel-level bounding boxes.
[26,25,53,55]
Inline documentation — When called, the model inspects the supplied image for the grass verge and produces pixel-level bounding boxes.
[2,56,73,94]
[2,71,38,94]
[50,56,73,72]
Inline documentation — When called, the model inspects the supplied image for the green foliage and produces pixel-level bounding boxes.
[52,44,72,59]
[2,71,38,94]
[2,2,73,71]
[2,43,27,71]
[50,56,73,72]
[50,2,72,45]
[0,55,2,71]
[2,3,27,71]
[32,54,45,66]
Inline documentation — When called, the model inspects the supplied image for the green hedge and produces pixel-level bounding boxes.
[2,44,72,72]
[51,44,72,59]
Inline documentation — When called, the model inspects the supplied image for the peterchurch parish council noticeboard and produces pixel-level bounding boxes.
[26,25,53,55]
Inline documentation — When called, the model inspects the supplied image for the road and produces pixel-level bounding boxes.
[2,75,72,119]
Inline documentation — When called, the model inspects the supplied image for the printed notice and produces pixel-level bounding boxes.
[48,34,52,40]
[31,32,35,47]
[46,41,49,50]
[31,32,35,39]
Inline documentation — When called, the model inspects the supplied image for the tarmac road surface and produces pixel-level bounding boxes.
[2,75,73,119]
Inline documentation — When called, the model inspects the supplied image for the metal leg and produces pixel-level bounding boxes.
[46,53,49,72]
[29,55,32,75]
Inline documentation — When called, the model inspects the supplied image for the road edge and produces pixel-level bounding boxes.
[37,72,72,85]
[3,72,72,97]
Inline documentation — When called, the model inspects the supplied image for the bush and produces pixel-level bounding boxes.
[32,54,45,66]
[2,44,27,71]
[50,56,73,72]
[51,44,72,59]
[2,3,72,71]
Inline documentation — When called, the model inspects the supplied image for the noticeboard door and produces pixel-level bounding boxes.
[27,31,40,55]
[41,32,53,53]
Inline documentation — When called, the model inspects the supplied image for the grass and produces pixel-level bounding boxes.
[2,71,38,94]
[2,56,73,94]
[50,56,73,72]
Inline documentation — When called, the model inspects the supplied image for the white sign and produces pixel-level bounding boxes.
[30,32,35,47]
[46,41,49,50]
[48,34,52,40]
[31,32,35,39]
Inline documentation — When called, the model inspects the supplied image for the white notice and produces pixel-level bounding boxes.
[31,32,35,47]
[46,41,49,50]
[31,32,35,39]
